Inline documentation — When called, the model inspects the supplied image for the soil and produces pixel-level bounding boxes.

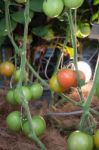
[0,81,99,150]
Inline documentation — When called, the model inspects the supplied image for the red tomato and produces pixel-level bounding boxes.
[57,69,77,89]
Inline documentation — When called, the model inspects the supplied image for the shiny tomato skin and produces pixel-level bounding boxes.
[43,0,64,18]
[6,111,22,132]
[57,69,77,89]
[22,115,46,137]
[0,61,15,77]
[6,89,17,105]
[67,130,93,150]
[63,0,84,9]
[49,74,65,93]
[30,83,43,100]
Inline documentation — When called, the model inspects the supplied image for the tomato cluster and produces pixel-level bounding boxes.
[6,111,46,137]
[49,69,85,93]
[6,80,45,136]
[6,82,43,105]
[43,0,84,18]
[67,130,99,150]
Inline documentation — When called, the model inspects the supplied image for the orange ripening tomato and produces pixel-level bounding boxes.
[57,69,77,90]
[49,74,65,93]
[0,61,15,77]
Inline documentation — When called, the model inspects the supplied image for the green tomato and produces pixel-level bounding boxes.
[63,0,84,9]
[14,86,32,104]
[13,69,28,83]
[6,89,17,105]
[76,23,91,38]
[15,0,27,4]
[22,115,46,137]
[43,0,64,18]
[67,131,93,150]
[30,83,43,100]
[6,111,22,132]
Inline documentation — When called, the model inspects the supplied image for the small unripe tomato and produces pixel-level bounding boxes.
[22,115,46,137]
[30,83,43,100]
[43,0,64,18]
[63,0,84,9]
[67,130,93,150]
[6,111,22,132]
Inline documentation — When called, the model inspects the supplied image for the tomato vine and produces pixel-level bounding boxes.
[4,0,46,149]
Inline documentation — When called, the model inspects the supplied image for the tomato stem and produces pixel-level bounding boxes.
[27,61,49,88]
[68,9,84,102]
[5,1,19,54]
[5,0,46,149]
[79,54,99,130]
[67,9,99,132]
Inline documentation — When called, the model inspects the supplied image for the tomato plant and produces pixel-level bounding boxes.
[14,86,32,104]
[13,69,28,82]
[6,111,22,132]
[63,0,84,9]
[43,0,64,18]
[94,129,99,149]
[67,130,93,150]
[49,74,65,93]
[0,61,15,77]
[22,115,46,137]
[30,83,43,100]
[6,89,17,105]
[57,69,77,89]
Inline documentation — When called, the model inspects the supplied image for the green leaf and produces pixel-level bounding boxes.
[30,0,44,12]
[32,26,49,37]
[91,11,99,22]
[93,0,99,5]
[11,10,34,24]
[0,18,17,37]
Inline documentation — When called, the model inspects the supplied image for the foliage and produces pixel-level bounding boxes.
[0,0,99,150]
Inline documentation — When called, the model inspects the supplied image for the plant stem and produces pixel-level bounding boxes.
[84,55,99,107]
[5,0,46,149]
[5,0,19,54]
[60,93,80,106]
[19,1,46,149]
[27,61,49,88]
[68,9,84,102]
[54,51,63,73]
[23,102,46,150]
[80,55,99,130]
